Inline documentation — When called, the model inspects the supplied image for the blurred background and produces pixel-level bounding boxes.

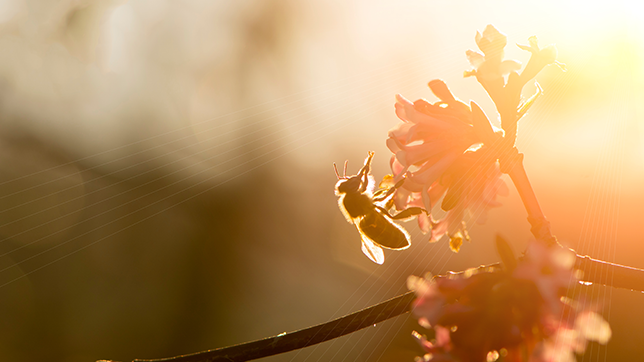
[0,0,643,361]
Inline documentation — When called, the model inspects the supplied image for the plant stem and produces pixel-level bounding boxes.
[503,153,644,289]
[507,156,543,220]
[504,153,557,245]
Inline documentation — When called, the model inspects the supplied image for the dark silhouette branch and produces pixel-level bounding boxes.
[97,252,644,362]
[120,291,416,362]
[576,255,644,291]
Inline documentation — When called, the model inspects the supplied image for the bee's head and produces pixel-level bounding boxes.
[334,152,374,194]
[335,176,361,194]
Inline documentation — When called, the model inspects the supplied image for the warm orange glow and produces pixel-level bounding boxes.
[1,1,644,361]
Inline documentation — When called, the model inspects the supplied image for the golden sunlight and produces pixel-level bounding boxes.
[3,1,644,361]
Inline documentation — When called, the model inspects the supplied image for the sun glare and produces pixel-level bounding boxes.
[558,2,644,77]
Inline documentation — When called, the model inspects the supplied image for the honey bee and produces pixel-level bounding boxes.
[334,151,423,264]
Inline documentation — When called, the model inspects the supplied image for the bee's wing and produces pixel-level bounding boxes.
[358,211,411,250]
[360,233,385,264]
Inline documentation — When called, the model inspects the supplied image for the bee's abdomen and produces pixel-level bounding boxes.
[359,212,410,250]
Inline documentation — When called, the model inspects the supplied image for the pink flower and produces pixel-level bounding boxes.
[388,81,477,193]
[428,150,508,251]
[409,242,611,362]
[408,274,446,327]
[412,326,455,362]
[516,36,565,84]
[464,25,564,130]
[387,80,507,251]
[531,310,611,362]
[465,25,522,82]
[513,241,576,314]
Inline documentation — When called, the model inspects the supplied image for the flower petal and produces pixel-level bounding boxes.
[499,59,522,75]
[428,79,456,101]
[575,312,612,344]
[409,152,459,186]
[466,50,485,68]
[418,212,431,234]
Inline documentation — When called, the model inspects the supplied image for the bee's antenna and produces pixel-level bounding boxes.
[343,160,348,178]
[333,163,341,179]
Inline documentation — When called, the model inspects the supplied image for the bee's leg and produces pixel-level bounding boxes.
[375,205,424,220]
[389,207,425,220]
[358,171,369,193]
[372,178,405,202]
[357,152,375,193]
[374,205,390,215]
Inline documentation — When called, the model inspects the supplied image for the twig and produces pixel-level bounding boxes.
[106,291,417,362]
[97,251,644,362]
[576,255,644,291]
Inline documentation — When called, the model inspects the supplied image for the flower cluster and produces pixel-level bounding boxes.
[385,25,562,252]
[408,241,611,362]
[464,25,563,137]
[387,80,507,251]
[328,24,612,362]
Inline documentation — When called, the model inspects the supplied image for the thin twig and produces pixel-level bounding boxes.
[115,291,416,362]
[576,255,644,291]
[97,252,644,362]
